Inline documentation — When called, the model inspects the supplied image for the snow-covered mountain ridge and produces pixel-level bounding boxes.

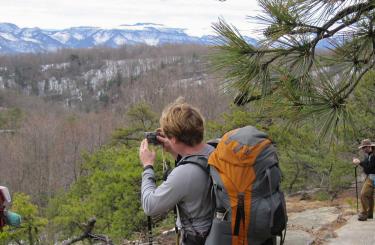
[0,23,258,54]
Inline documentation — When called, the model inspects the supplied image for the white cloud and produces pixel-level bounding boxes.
[0,0,262,36]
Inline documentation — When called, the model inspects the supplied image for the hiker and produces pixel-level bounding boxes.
[139,98,214,245]
[0,186,9,229]
[352,139,375,221]
[0,186,21,229]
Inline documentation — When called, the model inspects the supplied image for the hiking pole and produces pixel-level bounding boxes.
[147,216,153,245]
[354,166,359,213]
[174,205,180,245]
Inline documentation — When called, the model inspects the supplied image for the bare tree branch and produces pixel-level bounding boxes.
[62,218,114,245]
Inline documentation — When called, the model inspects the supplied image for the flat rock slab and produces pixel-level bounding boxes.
[326,216,375,245]
[288,207,339,232]
[279,230,314,245]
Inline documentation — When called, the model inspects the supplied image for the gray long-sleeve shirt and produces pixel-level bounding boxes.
[141,144,214,233]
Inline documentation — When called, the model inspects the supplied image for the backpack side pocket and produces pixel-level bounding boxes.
[249,196,272,240]
[205,218,232,245]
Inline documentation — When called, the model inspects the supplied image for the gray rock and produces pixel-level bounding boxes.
[326,216,375,245]
[279,230,314,245]
[288,207,339,232]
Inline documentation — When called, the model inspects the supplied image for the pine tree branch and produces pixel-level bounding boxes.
[342,58,375,99]
[234,84,279,105]
[320,1,375,31]
[321,9,366,39]
[289,24,326,35]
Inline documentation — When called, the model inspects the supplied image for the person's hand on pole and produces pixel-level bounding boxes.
[139,139,156,168]
[352,157,360,166]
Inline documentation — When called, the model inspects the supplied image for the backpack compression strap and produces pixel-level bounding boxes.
[233,192,245,236]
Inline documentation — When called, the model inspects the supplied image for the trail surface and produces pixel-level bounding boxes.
[283,205,375,245]
[326,216,375,245]
[153,194,374,245]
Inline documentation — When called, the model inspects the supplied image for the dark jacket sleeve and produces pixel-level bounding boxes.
[360,153,375,175]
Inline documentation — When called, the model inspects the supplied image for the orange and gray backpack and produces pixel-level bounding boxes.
[205,126,287,245]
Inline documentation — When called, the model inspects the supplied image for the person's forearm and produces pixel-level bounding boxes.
[141,168,157,215]
[141,168,183,216]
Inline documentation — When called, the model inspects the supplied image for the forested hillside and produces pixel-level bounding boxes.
[0,44,229,198]
[0,44,373,244]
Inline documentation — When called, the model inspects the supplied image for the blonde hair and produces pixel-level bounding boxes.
[160,97,204,147]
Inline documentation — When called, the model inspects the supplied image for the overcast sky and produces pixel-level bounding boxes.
[0,0,262,36]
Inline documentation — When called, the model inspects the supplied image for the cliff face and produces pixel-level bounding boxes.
[0,56,186,105]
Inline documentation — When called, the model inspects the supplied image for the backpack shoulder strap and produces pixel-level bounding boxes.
[175,155,212,237]
[177,155,209,174]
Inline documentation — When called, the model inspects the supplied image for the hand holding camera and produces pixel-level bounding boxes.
[144,131,162,146]
[142,130,178,162]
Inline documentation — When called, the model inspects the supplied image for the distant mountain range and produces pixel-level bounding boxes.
[0,23,258,54]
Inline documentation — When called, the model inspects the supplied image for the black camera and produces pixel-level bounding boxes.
[145,132,161,145]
